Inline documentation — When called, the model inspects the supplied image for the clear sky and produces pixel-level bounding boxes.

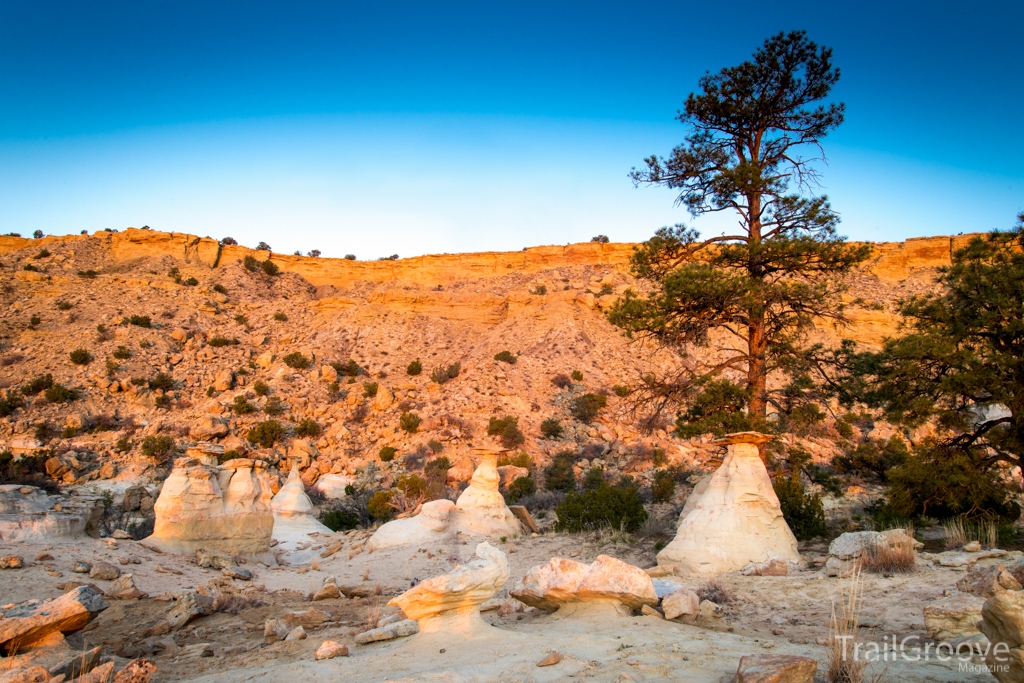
[1,1,1021,258]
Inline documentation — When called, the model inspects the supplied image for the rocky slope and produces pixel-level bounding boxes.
[0,228,974,496]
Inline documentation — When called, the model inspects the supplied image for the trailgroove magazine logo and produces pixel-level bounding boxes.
[833,634,1011,673]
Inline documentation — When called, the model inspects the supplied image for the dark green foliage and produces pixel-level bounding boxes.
[208,336,235,347]
[540,418,563,439]
[494,350,517,364]
[363,382,378,397]
[332,359,361,377]
[544,451,576,492]
[115,437,132,453]
[591,235,610,244]
[424,456,451,484]
[34,249,50,259]
[834,436,909,481]
[834,419,854,440]
[320,508,359,532]
[427,439,444,453]
[234,314,248,325]
[674,378,758,438]
[283,352,311,369]
[112,345,132,360]
[610,32,867,420]
[551,374,572,389]
[261,259,279,276]
[506,476,537,503]
[243,255,260,271]
[774,475,827,540]
[220,237,237,245]
[56,300,73,311]
[367,490,394,521]
[407,359,422,376]
[256,241,272,251]
[154,394,172,409]
[183,277,199,286]
[127,315,151,328]
[570,393,607,423]
[295,419,320,437]
[273,311,288,321]
[0,391,24,417]
[149,373,175,391]
[69,348,92,365]
[344,254,356,260]
[396,474,428,497]
[232,395,257,414]
[399,412,422,433]
[77,270,98,278]
[23,264,39,272]
[130,377,148,387]
[497,452,534,469]
[44,383,75,403]
[253,380,270,396]
[212,284,228,295]
[571,370,583,382]
[582,466,606,491]
[0,451,59,493]
[22,374,53,396]
[378,446,397,462]
[29,315,40,326]
[555,483,648,533]
[140,435,176,463]
[247,420,284,448]
[263,396,285,415]
[487,415,525,448]
[430,362,461,385]
[612,385,630,397]
[652,469,676,503]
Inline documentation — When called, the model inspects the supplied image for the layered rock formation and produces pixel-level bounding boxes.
[511,555,657,613]
[0,485,103,542]
[270,466,332,564]
[657,432,799,576]
[980,590,1024,683]
[367,499,454,552]
[449,448,521,538]
[0,586,108,653]
[144,456,274,555]
[389,542,509,637]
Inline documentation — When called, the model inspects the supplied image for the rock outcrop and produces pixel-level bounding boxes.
[449,449,522,538]
[511,555,657,613]
[367,499,455,551]
[0,485,103,542]
[980,590,1024,683]
[270,466,332,564]
[924,593,986,641]
[389,542,509,637]
[657,432,799,576]
[0,586,108,653]
[825,529,920,577]
[143,456,274,555]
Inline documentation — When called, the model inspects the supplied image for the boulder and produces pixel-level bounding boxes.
[0,586,108,653]
[165,590,214,631]
[661,587,700,621]
[825,529,920,577]
[313,474,355,499]
[924,593,985,641]
[255,351,274,368]
[0,486,103,542]
[741,559,789,576]
[980,590,1024,683]
[271,466,332,564]
[736,654,817,683]
[315,640,348,660]
[389,542,508,636]
[353,619,418,644]
[657,433,799,576]
[143,457,274,555]
[511,555,657,613]
[373,385,394,411]
[449,449,521,538]
[8,436,45,456]
[497,465,529,489]
[957,565,1022,598]
[189,416,228,441]
[320,365,338,382]
[287,440,318,470]
[313,577,342,601]
[446,458,475,484]
[368,499,454,551]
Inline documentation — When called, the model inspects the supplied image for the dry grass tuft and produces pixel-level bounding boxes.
[365,600,382,630]
[943,516,997,549]
[827,567,867,683]
[861,527,917,574]
[697,577,732,605]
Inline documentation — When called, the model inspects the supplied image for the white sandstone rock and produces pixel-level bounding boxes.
[657,432,799,576]
[313,473,355,499]
[449,449,521,538]
[511,554,657,612]
[271,466,332,564]
[0,485,103,542]
[368,499,455,551]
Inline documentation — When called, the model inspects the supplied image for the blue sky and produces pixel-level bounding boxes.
[1,1,1021,258]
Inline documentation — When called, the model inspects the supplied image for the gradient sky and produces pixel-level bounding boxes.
[1,1,1021,258]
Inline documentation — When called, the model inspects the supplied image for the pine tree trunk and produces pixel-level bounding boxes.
[746,189,768,420]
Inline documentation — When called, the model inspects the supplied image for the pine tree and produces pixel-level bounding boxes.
[608,31,868,428]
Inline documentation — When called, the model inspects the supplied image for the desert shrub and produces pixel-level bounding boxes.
[531,284,547,295]
[149,372,175,391]
[570,393,607,423]
[140,435,176,462]
[332,359,361,377]
[127,315,151,328]
[612,384,630,397]
[583,466,606,491]
[233,314,248,326]
[487,415,525,448]
[243,255,260,271]
[774,475,827,540]
[506,476,537,503]
[427,439,444,453]
[399,412,422,434]
[263,396,285,415]
[34,249,50,259]
[260,259,279,276]
[320,508,359,532]
[591,235,609,244]
[834,436,909,481]
[247,420,284,448]
[540,418,563,439]
[213,283,228,294]
[861,532,917,574]
[571,370,583,381]
[834,419,854,440]
[494,350,517,364]
[0,391,24,418]
[424,456,451,482]
[551,373,572,389]
[283,352,311,369]
[253,380,270,396]
[697,578,733,604]
[555,483,648,533]
[497,452,534,469]
[232,395,257,414]
[363,382,378,397]
[183,277,199,286]
[22,374,54,396]
[167,267,181,283]
[44,383,76,403]
[56,300,73,311]
[69,348,92,365]
[78,270,98,278]
[367,490,395,521]
[430,362,461,385]
[130,377,148,387]
[544,451,576,492]
[407,359,422,375]
[396,474,428,497]
[23,264,39,273]
[154,394,172,409]
[344,254,356,260]
[273,311,288,321]
[112,345,132,360]
[208,336,234,347]
[295,419,320,437]
[379,446,397,462]
[651,470,676,503]
[28,315,41,327]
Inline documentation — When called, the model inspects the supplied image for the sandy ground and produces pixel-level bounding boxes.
[1,530,1012,682]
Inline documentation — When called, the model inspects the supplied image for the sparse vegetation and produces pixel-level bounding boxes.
[140,435,176,463]
[363,382,379,397]
[430,362,461,385]
[127,315,151,328]
[774,474,827,540]
[273,311,288,321]
[399,412,422,434]
[506,476,537,502]
[283,352,311,369]
[379,446,397,462]
[332,359,361,377]
[487,415,525,448]
[571,370,583,381]
[44,383,76,403]
[367,490,395,521]
[232,395,257,414]
[149,372,175,391]
[540,418,563,439]
[261,259,279,276]
[570,393,607,423]
[247,420,285,448]
[56,300,73,311]
[407,359,422,375]
[253,380,270,396]
[112,345,132,360]
[612,384,630,397]
[555,481,648,533]
[69,348,93,365]
[544,451,576,492]
[651,469,676,503]
[22,374,54,396]
[263,396,286,415]
[551,373,572,388]
[493,350,517,364]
